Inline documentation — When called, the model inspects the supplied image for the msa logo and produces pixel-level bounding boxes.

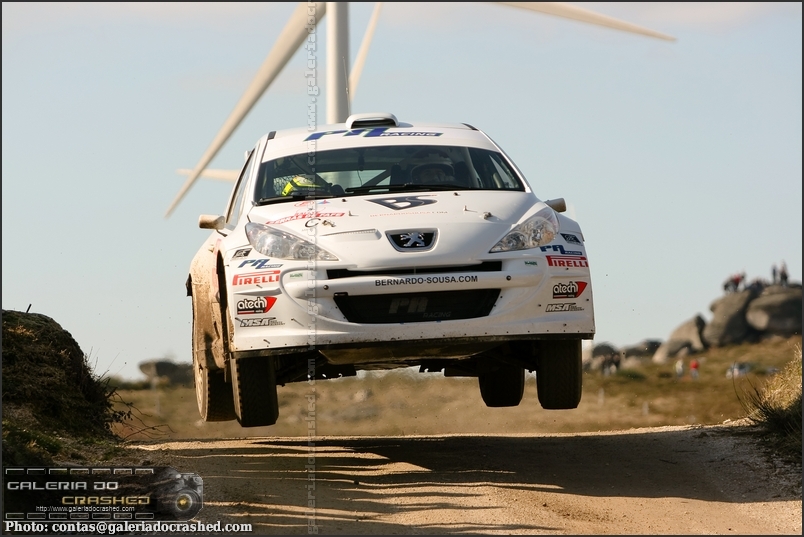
[389,297,427,314]
[545,303,585,312]
[561,233,582,245]
[553,281,588,299]
[369,196,437,210]
[540,245,582,255]
[232,271,281,286]
[239,317,285,327]
[237,296,277,315]
[546,256,589,268]
[232,248,251,259]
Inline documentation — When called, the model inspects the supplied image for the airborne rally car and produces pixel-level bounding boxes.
[187,113,595,427]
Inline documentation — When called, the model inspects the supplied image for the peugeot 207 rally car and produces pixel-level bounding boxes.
[187,112,595,427]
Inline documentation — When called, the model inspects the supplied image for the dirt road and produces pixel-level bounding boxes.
[126,421,801,535]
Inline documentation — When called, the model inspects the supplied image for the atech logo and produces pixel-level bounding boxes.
[552,281,588,299]
[237,296,277,315]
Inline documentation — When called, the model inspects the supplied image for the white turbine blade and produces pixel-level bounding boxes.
[176,168,240,182]
[498,2,676,41]
[349,2,383,101]
[166,2,327,217]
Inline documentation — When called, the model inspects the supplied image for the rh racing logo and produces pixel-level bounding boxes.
[236,296,277,315]
[552,281,588,299]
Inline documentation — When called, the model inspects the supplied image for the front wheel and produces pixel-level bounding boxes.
[536,339,583,410]
[231,356,279,427]
[478,363,525,407]
[192,288,235,421]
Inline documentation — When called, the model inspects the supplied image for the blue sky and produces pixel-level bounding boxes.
[3,2,801,381]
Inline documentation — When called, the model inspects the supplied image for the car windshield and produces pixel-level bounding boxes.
[253,145,525,204]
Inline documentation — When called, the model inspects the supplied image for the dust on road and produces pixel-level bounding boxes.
[128,421,801,535]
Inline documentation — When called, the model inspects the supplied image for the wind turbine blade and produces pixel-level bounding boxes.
[349,2,383,101]
[165,2,327,217]
[498,2,676,41]
[176,169,240,182]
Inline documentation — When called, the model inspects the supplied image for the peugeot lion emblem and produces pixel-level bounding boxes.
[387,230,437,252]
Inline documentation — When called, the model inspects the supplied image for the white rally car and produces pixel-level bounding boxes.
[187,113,595,427]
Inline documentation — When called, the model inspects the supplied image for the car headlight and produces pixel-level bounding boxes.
[245,222,339,261]
[490,206,559,253]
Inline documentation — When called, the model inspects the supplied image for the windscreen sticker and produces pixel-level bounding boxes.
[304,128,443,141]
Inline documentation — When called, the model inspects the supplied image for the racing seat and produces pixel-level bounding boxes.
[452,161,472,187]
[390,164,407,185]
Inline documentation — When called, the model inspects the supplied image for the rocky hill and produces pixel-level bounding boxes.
[585,282,802,371]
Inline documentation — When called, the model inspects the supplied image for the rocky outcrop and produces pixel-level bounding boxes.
[612,283,804,367]
[746,286,802,336]
[702,289,760,347]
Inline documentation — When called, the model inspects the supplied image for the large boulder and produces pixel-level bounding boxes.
[139,360,193,386]
[584,342,619,372]
[651,315,706,364]
[669,314,707,352]
[702,289,758,347]
[621,339,662,359]
[746,286,802,336]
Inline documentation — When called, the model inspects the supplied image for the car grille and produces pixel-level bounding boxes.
[333,289,500,324]
[326,261,502,280]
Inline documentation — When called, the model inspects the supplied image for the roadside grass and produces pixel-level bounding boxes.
[111,334,802,443]
[739,343,802,462]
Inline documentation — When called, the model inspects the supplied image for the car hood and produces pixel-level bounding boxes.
[246,191,547,268]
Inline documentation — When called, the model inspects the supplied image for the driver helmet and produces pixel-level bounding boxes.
[281,175,327,196]
[410,162,454,183]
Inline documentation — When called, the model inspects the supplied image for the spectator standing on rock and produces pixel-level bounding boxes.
[779,261,788,287]
[690,358,699,380]
[771,263,778,285]
[675,358,684,379]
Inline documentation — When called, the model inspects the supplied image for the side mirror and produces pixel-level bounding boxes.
[544,198,566,213]
[198,215,225,230]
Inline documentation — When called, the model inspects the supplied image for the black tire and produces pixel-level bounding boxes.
[194,360,236,421]
[231,356,279,427]
[536,339,583,410]
[478,363,525,407]
[192,289,236,421]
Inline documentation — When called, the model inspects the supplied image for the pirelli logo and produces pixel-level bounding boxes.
[232,271,280,286]
[546,255,588,268]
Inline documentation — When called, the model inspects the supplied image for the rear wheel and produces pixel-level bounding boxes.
[192,286,235,421]
[231,356,279,427]
[478,363,525,407]
[536,339,583,409]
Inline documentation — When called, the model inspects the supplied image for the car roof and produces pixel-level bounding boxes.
[259,112,500,159]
